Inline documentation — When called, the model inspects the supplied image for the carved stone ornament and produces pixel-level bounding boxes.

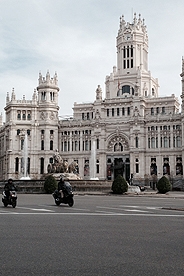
[40,112,46,120]
[107,135,129,151]
[50,111,55,120]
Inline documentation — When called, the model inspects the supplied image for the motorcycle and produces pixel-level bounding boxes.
[2,190,17,208]
[52,181,74,207]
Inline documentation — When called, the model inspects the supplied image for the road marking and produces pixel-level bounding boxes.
[64,207,91,211]
[119,205,161,210]
[18,207,55,212]
[0,212,184,217]
[96,206,149,213]
[124,209,149,213]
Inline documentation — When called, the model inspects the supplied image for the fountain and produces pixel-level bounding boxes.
[47,149,81,180]
[20,134,31,180]
[89,140,99,180]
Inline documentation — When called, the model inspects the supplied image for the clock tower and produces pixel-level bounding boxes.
[105,13,159,99]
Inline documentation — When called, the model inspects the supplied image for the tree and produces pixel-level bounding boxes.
[111,175,128,194]
[156,176,171,194]
[44,175,57,194]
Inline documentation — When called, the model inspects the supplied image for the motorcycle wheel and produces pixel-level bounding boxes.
[3,202,8,207]
[68,198,74,207]
[12,200,16,208]
[55,200,60,206]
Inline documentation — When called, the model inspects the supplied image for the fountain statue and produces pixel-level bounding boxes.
[47,149,81,180]
[89,141,99,180]
[20,133,31,180]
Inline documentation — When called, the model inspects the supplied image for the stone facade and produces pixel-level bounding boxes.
[0,13,183,184]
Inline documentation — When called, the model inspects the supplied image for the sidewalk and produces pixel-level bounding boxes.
[74,187,184,198]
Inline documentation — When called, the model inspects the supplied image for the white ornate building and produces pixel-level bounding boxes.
[0,13,183,184]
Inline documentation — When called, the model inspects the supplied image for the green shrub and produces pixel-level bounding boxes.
[111,175,128,194]
[44,175,57,194]
[156,176,171,194]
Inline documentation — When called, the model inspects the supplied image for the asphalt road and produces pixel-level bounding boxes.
[0,194,184,276]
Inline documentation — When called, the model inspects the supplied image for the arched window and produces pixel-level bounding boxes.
[151,137,155,148]
[49,157,53,164]
[164,137,168,148]
[85,140,88,151]
[176,136,181,147]
[122,85,130,94]
[64,141,67,151]
[114,142,123,152]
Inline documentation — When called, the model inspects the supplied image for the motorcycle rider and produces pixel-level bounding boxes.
[4,178,16,199]
[58,177,65,198]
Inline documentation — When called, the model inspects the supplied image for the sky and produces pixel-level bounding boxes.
[0,0,184,120]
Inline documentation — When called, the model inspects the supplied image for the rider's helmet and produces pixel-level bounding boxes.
[8,178,13,183]
[60,176,65,183]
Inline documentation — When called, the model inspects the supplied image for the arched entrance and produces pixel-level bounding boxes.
[107,156,130,181]
[106,132,130,181]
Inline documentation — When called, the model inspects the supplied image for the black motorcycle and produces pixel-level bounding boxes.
[2,189,17,208]
[53,181,74,207]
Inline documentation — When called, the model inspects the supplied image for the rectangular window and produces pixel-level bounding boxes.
[40,158,44,174]
[148,138,150,148]
[117,108,119,116]
[96,138,99,149]
[107,109,109,117]
[127,107,130,115]
[135,137,138,148]
[162,107,165,114]
[122,107,125,115]
[127,47,129,58]
[22,112,26,120]
[17,111,21,120]
[50,140,53,150]
[123,47,126,58]
[136,163,139,173]
[112,108,114,117]
[123,60,126,69]
[41,140,44,150]
[131,59,133,68]
[156,137,158,148]
[27,113,31,120]
[127,60,129,68]
[131,46,133,57]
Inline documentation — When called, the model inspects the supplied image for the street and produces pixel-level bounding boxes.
[0,194,184,276]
